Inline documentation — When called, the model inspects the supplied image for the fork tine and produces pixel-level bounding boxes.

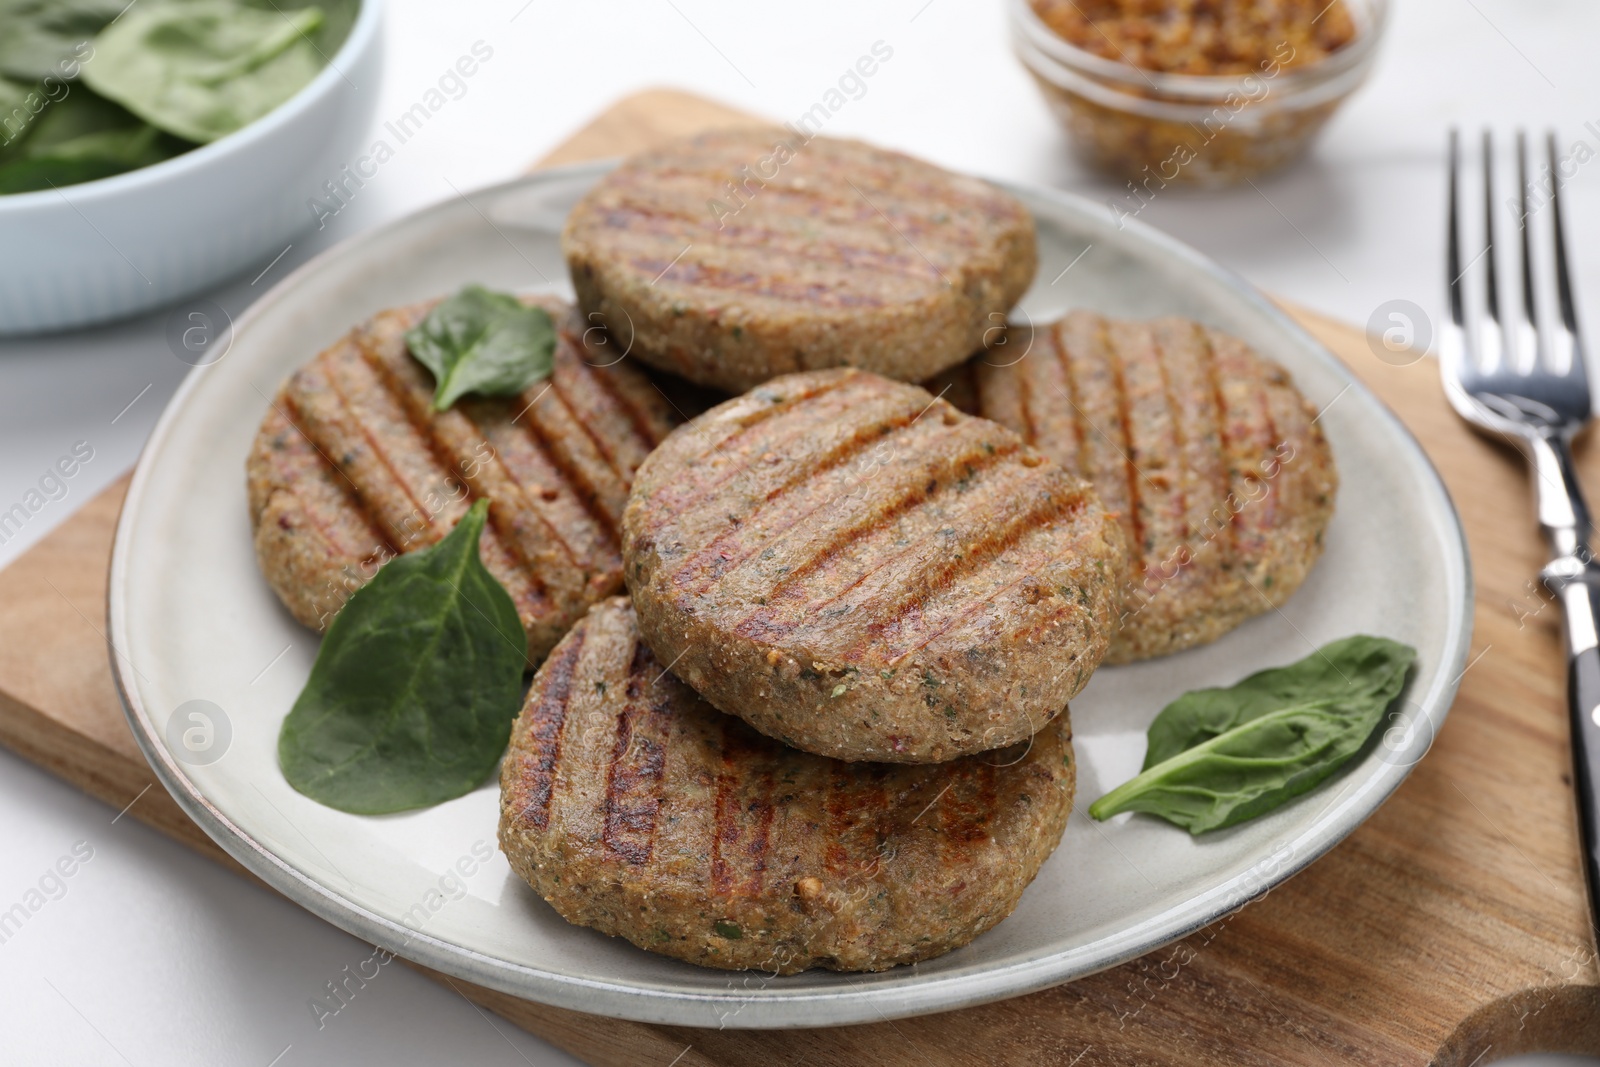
[1480,130,1504,372]
[1547,132,1587,392]
[1440,129,1591,441]
[1443,129,1472,386]
[1549,132,1579,334]
[1516,130,1542,373]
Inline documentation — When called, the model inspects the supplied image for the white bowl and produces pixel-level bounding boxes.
[0,0,384,335]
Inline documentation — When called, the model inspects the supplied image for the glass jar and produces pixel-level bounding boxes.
[1012,0,1389,187]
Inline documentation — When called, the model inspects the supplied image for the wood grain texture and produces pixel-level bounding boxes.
[0,88,1596,1065]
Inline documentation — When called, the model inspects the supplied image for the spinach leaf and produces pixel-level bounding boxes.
[21,84,148,148]
[0,76,42,152]
[0,0,123,82]
[0,124,160,192]
[405,286,557,411]
[82,0,328,144]
[264,0,359,59]
[1089,635,1417,834]
[0,88,191,193]
[278,499,529,815]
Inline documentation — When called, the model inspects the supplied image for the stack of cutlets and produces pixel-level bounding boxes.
[250,128,1336,973]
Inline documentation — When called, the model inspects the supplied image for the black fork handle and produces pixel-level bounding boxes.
[1532,429,1600,944]
[1548,560,1600,945]
[1567,623,1600,943]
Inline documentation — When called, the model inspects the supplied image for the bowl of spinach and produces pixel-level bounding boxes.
[0,0,381,333]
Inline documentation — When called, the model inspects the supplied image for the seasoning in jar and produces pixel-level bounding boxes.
[1017,0,1375,186]
[1029,0,1357,75]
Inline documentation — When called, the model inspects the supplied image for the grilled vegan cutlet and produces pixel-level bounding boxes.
[246,296,679,664]
[621,369,1126,764]
[562,127,1038,394]
[931,312,1337,663]
[498,597,1076,974]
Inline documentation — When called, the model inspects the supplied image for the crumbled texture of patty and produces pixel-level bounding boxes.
[499,597,1075,974]
[562,128,1038,394]
[1030,0,1358,75]
[246,297,679,664]
[929,312,1337,663]
[621,368,1126,763]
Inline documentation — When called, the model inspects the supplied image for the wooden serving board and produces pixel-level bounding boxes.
[2,88,1599,1066]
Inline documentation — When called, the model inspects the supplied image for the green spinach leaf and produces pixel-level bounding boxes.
[278,499,529,815]
[0,123,160,192]
[1089,635,1417,834]
[83,0,327,144]
[0,88,191,193]
[0,76,42,152]
[19,84,147,147]
[267,0,359,59]
[0,0,123,82]
[405,285,557,412]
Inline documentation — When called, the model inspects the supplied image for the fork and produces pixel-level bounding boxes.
[1442,128,1600,939]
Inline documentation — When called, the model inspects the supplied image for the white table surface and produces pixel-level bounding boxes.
[3,1,1599,1063]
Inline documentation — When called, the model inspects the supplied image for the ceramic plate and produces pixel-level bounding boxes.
[109,162,1472,1028]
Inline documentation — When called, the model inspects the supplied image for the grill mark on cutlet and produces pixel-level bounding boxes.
[1130,320,1227,627]
[823,763,890,883]
[341,319,553,615]
[1056,314,1140,577]
[744,768,776,896]
[601,640,670,866]
[471,398,617,570]
[1016,358,1038,448]
[519,627,585,830]
[1151,327,1192,548]
[546,342,650,503]
[708,725,776,897]
[594,189,967,292]
[503,363,636,552]
[1106,321,1191,599]
[1047,321,1088,478]
[1235,355,1283,566]
[1102,318,1147,576]
[664,407,944,595]
[355,315,582,583]
[729,438,1022,641]
[622,241,942,303]
[937,759,1000,850]
[286,345,429,553]
[1200,328,1240,573]
[519,378,626,544]
[261,400,395,560]
[659,387,924,555]
[312,341,452,553]
[610,160,1002,228]
[708,752,735,895]
[871,488,1093,661]
[564,327,672,472]
[635,373,861,518]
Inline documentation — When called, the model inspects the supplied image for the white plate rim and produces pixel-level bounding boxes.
[107,159,1475,1028]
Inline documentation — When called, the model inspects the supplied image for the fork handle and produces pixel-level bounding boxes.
[1533,431,1600,942]
[1547,557,1600,945]
[1531,434,1594,558]
[1570,642,1600,942]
